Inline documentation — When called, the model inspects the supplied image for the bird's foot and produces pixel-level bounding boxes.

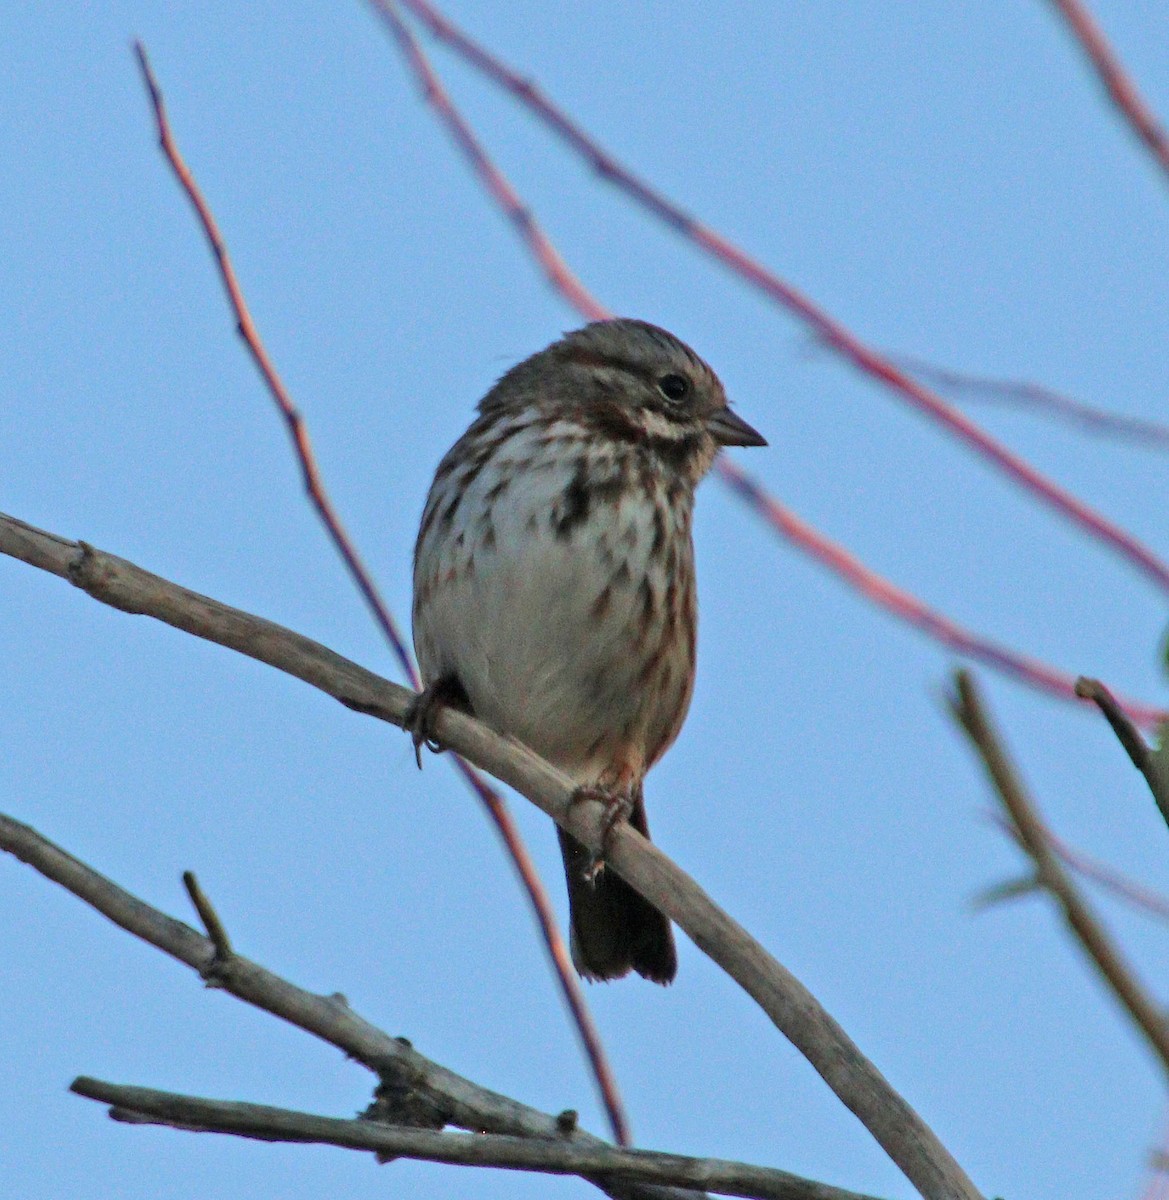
[569,784,634,882]
[403,675,469,769]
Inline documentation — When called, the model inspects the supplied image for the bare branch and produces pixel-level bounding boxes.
[0,511,982,1200]
[0,810,698,1200]
[133,40,628,1145]
[1046,0,1169,184]
[71,1078,884,1200]
[380,0,1169,597]
[949,670,1169,1079]
[133,41,412,671]
[1075,677,1169,829]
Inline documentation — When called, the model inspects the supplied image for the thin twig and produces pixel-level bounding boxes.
[892,353,1169,451]
[1076,677,1169,830]
[949,670,1169,1080]
[370,10,1164,734]
[132,42,412,673]
[70,1079,884,1200]
[375,8,606,322]
[381,0,1169,597]
[1047,0,1169,184]
[132,41,629,1146]
[0,514,983,1200]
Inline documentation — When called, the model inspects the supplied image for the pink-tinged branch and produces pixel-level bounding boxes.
[373,10,1165,733]
[384,0,1169,597]
[718,459,1165,730]
[892,354,1169,451]
[134,43,416,679]
[1047,0,1169,184]
[133,42,630,1148]
[376,11,606,323]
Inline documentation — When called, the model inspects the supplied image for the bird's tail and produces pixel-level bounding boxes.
[557,787,677,984]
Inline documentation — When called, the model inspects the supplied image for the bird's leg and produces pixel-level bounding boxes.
[403,675,470,769]
[569,784,635,882]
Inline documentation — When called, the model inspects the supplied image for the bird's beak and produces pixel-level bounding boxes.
[707,407,767,448]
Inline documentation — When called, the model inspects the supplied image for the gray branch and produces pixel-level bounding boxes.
[71,1078,884,1200]
[949,669,1169,1079]
[1,510,983,1200]
[0,811,702,1200]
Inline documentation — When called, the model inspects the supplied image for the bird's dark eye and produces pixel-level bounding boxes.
[657,373,689,402]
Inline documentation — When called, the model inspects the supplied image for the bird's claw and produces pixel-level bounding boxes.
[404,678,463,769]
[570,784,634,882]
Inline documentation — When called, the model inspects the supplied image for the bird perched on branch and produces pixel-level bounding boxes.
[409,319,765,983]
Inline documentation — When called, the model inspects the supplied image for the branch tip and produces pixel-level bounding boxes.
[182,870,234,962]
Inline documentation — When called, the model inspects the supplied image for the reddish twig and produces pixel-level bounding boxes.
[380,0,1169,599]
[892,353,1169,451]
[1047,0,1169,184]
[376,11,606,324]
[719,460,1166,730]
[133,43,413,676]
[133,42,630,1148]
[373,11,1165,734]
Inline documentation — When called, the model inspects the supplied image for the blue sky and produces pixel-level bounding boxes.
[3,4,1168,1198]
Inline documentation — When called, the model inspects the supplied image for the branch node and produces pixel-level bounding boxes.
[555,1108,578,1135]
[68,543,141,613]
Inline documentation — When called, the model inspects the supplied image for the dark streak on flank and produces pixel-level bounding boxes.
[637,577,654,634]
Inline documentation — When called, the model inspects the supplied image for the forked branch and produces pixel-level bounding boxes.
[0,811,688,1200]
[0,510,982,1200]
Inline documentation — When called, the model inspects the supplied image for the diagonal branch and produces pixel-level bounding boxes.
[0,510,982,1200]
[1046,0,1169,184]
[379,0,1169,597]
[133,40,628,1146]
[71,1078,885,1200]
[716,461,1164,729]
[1075,677,1169,830]
[133,40,411,673]
[948,670,1169,1080]
[370,4,1164,733]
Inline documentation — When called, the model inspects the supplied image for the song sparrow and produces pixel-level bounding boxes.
[409,319,765,983]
